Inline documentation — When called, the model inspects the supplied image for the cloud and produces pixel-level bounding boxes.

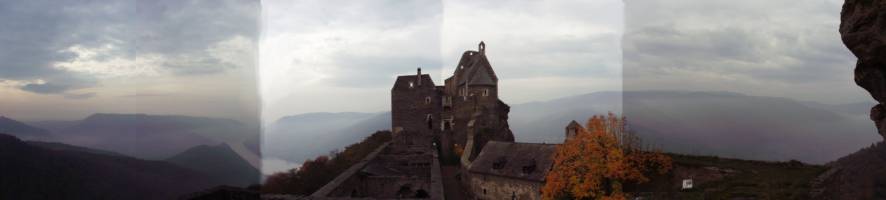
[259,0,625,121]
[135,0,259,74]
[259,0,444,120]
[440,0,624,103]
[64,92,97,100]
[623,0,865,103]
[0,0,131,94]
[0,0,259,95]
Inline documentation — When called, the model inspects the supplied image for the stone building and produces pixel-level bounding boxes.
[463,141,556,200]
[390,41,515,161]
[311,41,558,200]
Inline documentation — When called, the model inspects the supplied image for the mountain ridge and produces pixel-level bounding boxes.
[263,91,879,166]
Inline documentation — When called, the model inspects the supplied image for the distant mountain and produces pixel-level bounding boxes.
[26,119,80,133]
[265,91,879,166]
[510,91,622,143]
[54,113,253,160]
[0,116,51,140]
[512,91,880,164]
[0,133,218,200]
[263,112,390,164]
[166,143,261,187]
[799,100,876,116]
[27,141,126,157]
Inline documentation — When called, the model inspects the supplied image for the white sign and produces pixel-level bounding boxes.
[682,179,694,190]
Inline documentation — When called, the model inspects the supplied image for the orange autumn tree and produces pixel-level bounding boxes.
[542,113,672,200]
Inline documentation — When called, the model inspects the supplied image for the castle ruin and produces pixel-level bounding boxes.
[310,42,560,200]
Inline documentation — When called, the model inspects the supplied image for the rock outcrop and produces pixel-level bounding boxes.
[811,1,886,199]
[841,0,886,140]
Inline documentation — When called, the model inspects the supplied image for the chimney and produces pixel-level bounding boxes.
[417,67,422,86]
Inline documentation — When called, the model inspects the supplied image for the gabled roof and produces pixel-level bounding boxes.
[454,50,498,86]
[392,74,435,90]
[467,141,556,182]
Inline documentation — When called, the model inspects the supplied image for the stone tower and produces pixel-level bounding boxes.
[391,41,514,161]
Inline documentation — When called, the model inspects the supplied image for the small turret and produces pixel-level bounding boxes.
[565,120,583,141]
[479,41,485,55]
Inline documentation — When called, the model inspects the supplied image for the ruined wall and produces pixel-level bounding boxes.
[329,176,431,199]
[466,173,543,200]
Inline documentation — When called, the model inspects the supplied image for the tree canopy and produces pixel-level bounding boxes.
[542,113,672,200]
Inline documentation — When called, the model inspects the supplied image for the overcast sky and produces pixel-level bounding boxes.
[260,0,624,122]
[0,0,260,122]
[623,0,870,104]
[0,0,871,122]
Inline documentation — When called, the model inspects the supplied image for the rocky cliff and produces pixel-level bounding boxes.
[810,1,886,199]
[841,0,886,140]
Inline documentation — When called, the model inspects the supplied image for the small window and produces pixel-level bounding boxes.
[426,114,433,129]
[492,156,508,169]
[409,82,414,88]
[483,89,489,97]
[425,96,431,104]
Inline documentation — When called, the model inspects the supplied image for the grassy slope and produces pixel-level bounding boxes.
[644,154,827,200]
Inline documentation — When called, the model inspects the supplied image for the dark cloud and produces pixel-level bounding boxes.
[161,55,238,76]
[135,0,259,55]
[21,83,72,94]
[0,0,131,93]
[64,92,97,100]
[0,0,258,95]
[623,0,856,100]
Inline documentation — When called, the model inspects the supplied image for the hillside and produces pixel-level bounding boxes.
[635,153,827,199]
[166,143,261,187]
[810,141,886,199]
[0,133,218,200]
[263,112,389,164]
[0,116,51,140]
[262,130,393,195]
[53,113,253,160]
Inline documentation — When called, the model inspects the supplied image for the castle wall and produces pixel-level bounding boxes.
[466,173,544,200]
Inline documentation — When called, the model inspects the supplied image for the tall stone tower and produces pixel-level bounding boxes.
[390,41,514,162]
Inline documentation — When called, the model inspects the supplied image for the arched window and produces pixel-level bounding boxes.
[425,96,431,104]
[483,89,489,97]
[409,82,414,88]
